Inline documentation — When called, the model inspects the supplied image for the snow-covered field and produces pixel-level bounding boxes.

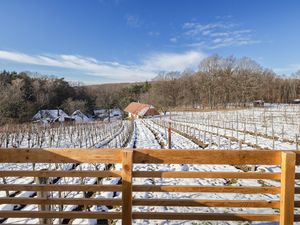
[1,105,300,224]
[0,120,132,148]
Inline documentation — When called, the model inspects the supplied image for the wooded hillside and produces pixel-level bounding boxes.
[1,55,300,123]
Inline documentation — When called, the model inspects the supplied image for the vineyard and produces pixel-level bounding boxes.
[1,104,300,224]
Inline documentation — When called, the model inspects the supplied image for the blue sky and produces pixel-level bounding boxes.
[0,0,299,84]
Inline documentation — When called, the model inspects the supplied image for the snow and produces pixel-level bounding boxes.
[71,110,92,123]
[127,120,161,149]
[2,105,300,224]
[32,109,71,123]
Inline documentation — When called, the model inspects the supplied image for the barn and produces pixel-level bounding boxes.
[124,102,160,119]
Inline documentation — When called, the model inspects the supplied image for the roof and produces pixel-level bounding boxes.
[33,109,69,120]
[94,109,108,114]
[71,110,91,122]
[124,102,158,117]
[32,109,73,123]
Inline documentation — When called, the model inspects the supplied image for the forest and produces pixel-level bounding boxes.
[1,55,300,123]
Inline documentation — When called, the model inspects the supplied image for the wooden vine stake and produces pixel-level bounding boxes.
[168,122,172,149]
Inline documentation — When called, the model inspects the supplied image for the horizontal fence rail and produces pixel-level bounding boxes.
[0,148,298,225]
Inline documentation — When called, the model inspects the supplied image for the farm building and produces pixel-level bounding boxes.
[93,109,108,120]
[110,108,123,118]
[94,108,123,120]
[32,109,74,123]
[71,110,91,123]
[124,102,160,119]
[253,100,264,107]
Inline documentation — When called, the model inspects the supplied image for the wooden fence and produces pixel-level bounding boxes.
[0,148,299,224]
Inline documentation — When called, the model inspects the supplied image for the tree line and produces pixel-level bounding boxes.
[89,55,300,113]
[1,55,300,123]
[0,71,95,123]
[143,55,300,112]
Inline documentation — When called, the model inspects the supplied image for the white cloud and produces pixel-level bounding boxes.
[0,49,207,82]
[142,51,206,72]
[183,22,236,37]
[182,21,260,49]
[209,38,260,49]
[0,50,153,82]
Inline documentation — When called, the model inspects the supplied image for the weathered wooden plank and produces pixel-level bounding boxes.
[0,149,282,164]
[0,197,122,205]
[0,149,122,163]
[133,185,280,194]
[132,149,281,165]
[0,184,122,192]
[132,199,280,208]
[0,211,122,219]
[132,212,280,221]
[280,151,296,225]
[0,170,122,178]
[122,150,133,225]
[133,171,281,179]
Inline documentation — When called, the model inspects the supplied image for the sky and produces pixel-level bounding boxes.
[0,0,299,84]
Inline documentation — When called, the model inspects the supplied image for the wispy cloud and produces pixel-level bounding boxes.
[126,15,142,28]
[0,49,206,82]
[183,22,236,37]
[274,64,300,75]
[0,50,152,82]
[174,20,260,49]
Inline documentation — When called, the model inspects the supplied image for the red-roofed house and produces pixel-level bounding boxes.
[124,102,160,119]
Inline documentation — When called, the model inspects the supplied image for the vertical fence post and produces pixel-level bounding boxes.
[122,150,133,225]
[280,151,296,225]
[35,171,52,224]
[168,122,172,149]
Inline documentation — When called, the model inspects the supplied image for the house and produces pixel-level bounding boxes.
[32,109,74,123]
[253,100,264,107]
[93,109,109,120]
[110,108,123,118]
[71,110,91,123]
[124,102,160,119]
[94,108,123,120]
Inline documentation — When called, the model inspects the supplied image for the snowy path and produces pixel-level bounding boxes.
[144,119,199,149]
[127,120,161,149]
